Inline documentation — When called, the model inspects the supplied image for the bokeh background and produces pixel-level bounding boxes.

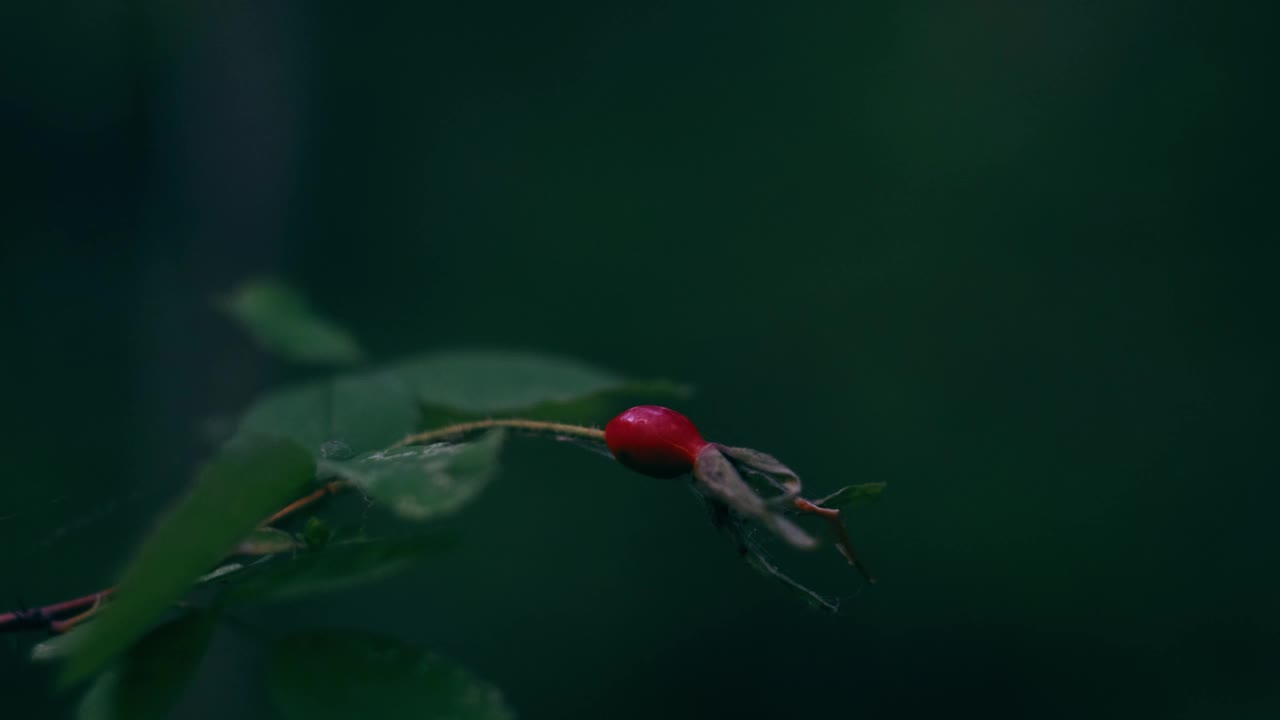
[3,2,1277,718]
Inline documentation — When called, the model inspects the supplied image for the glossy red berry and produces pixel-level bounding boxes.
[605,405,710,478]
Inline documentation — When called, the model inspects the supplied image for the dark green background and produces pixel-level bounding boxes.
[3,2,1276,717]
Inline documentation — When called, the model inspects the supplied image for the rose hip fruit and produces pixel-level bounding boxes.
[605,405,710,478]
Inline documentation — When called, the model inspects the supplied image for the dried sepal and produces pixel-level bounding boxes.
[717,445,880,583]
[692,446,817,550]
[715,444,802,502]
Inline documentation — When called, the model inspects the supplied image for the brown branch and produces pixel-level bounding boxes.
[0,480,354,635]
[395,418,604,447]
[260,479,350,527]
[0,418,605,636]
[792,497,876,584]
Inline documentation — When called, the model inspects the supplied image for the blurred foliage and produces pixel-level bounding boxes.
[59,437,314,685]
[267,630,513,720]
[218,278,365,366]
[75,611,217,720]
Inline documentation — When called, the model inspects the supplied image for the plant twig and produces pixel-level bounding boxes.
[792,497,876,583]
[396,418,604,447]
[0,480,356,635]
[0,419,602,636]
[260,479,350,527]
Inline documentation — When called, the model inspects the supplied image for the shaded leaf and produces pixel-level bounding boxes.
[301,516,332,549]
[394,349,683,414]
[237,370,420,456]
[59,437,315,685]
[326,430,505,522]
[268,630,513,720]
[814,482,887,510]
[221,534,454,605]
[218,278,364,365]
[76,611,217,720]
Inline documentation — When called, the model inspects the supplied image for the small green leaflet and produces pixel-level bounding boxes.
[325,430,505,522]
[218,278,364,365]
[268,630,513,720]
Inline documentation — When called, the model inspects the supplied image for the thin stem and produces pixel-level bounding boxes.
[792,498,876,584]
[49,594,108,634]
[0,418,601,636]
[260,479,350,527]
[395,418,605,447]
[0,480,357,635]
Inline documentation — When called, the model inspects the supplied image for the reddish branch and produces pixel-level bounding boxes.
[0,479,351,635]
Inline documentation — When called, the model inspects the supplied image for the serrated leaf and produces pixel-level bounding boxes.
[221,534,454,605]
[326,430,505,522]
[59,437,315,685]
[237,370,420,456]
[75,611,217,720]
[814,482,887,510]
[218,278,364,365]
[268,630,513,720]
[394,349,684,414]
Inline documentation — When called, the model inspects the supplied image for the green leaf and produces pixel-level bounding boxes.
[268,630,513,720]
[237,370,420,455]
[814,482,887,510]
[236,527,301,555]
[221,534,454,605]
[218,278,364,365]
[75,611,217,720]
[326,430,505,522]
[394,349,685,414]
[59,437,315,685]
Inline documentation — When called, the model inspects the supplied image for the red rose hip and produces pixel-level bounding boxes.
[605,405,710,478]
